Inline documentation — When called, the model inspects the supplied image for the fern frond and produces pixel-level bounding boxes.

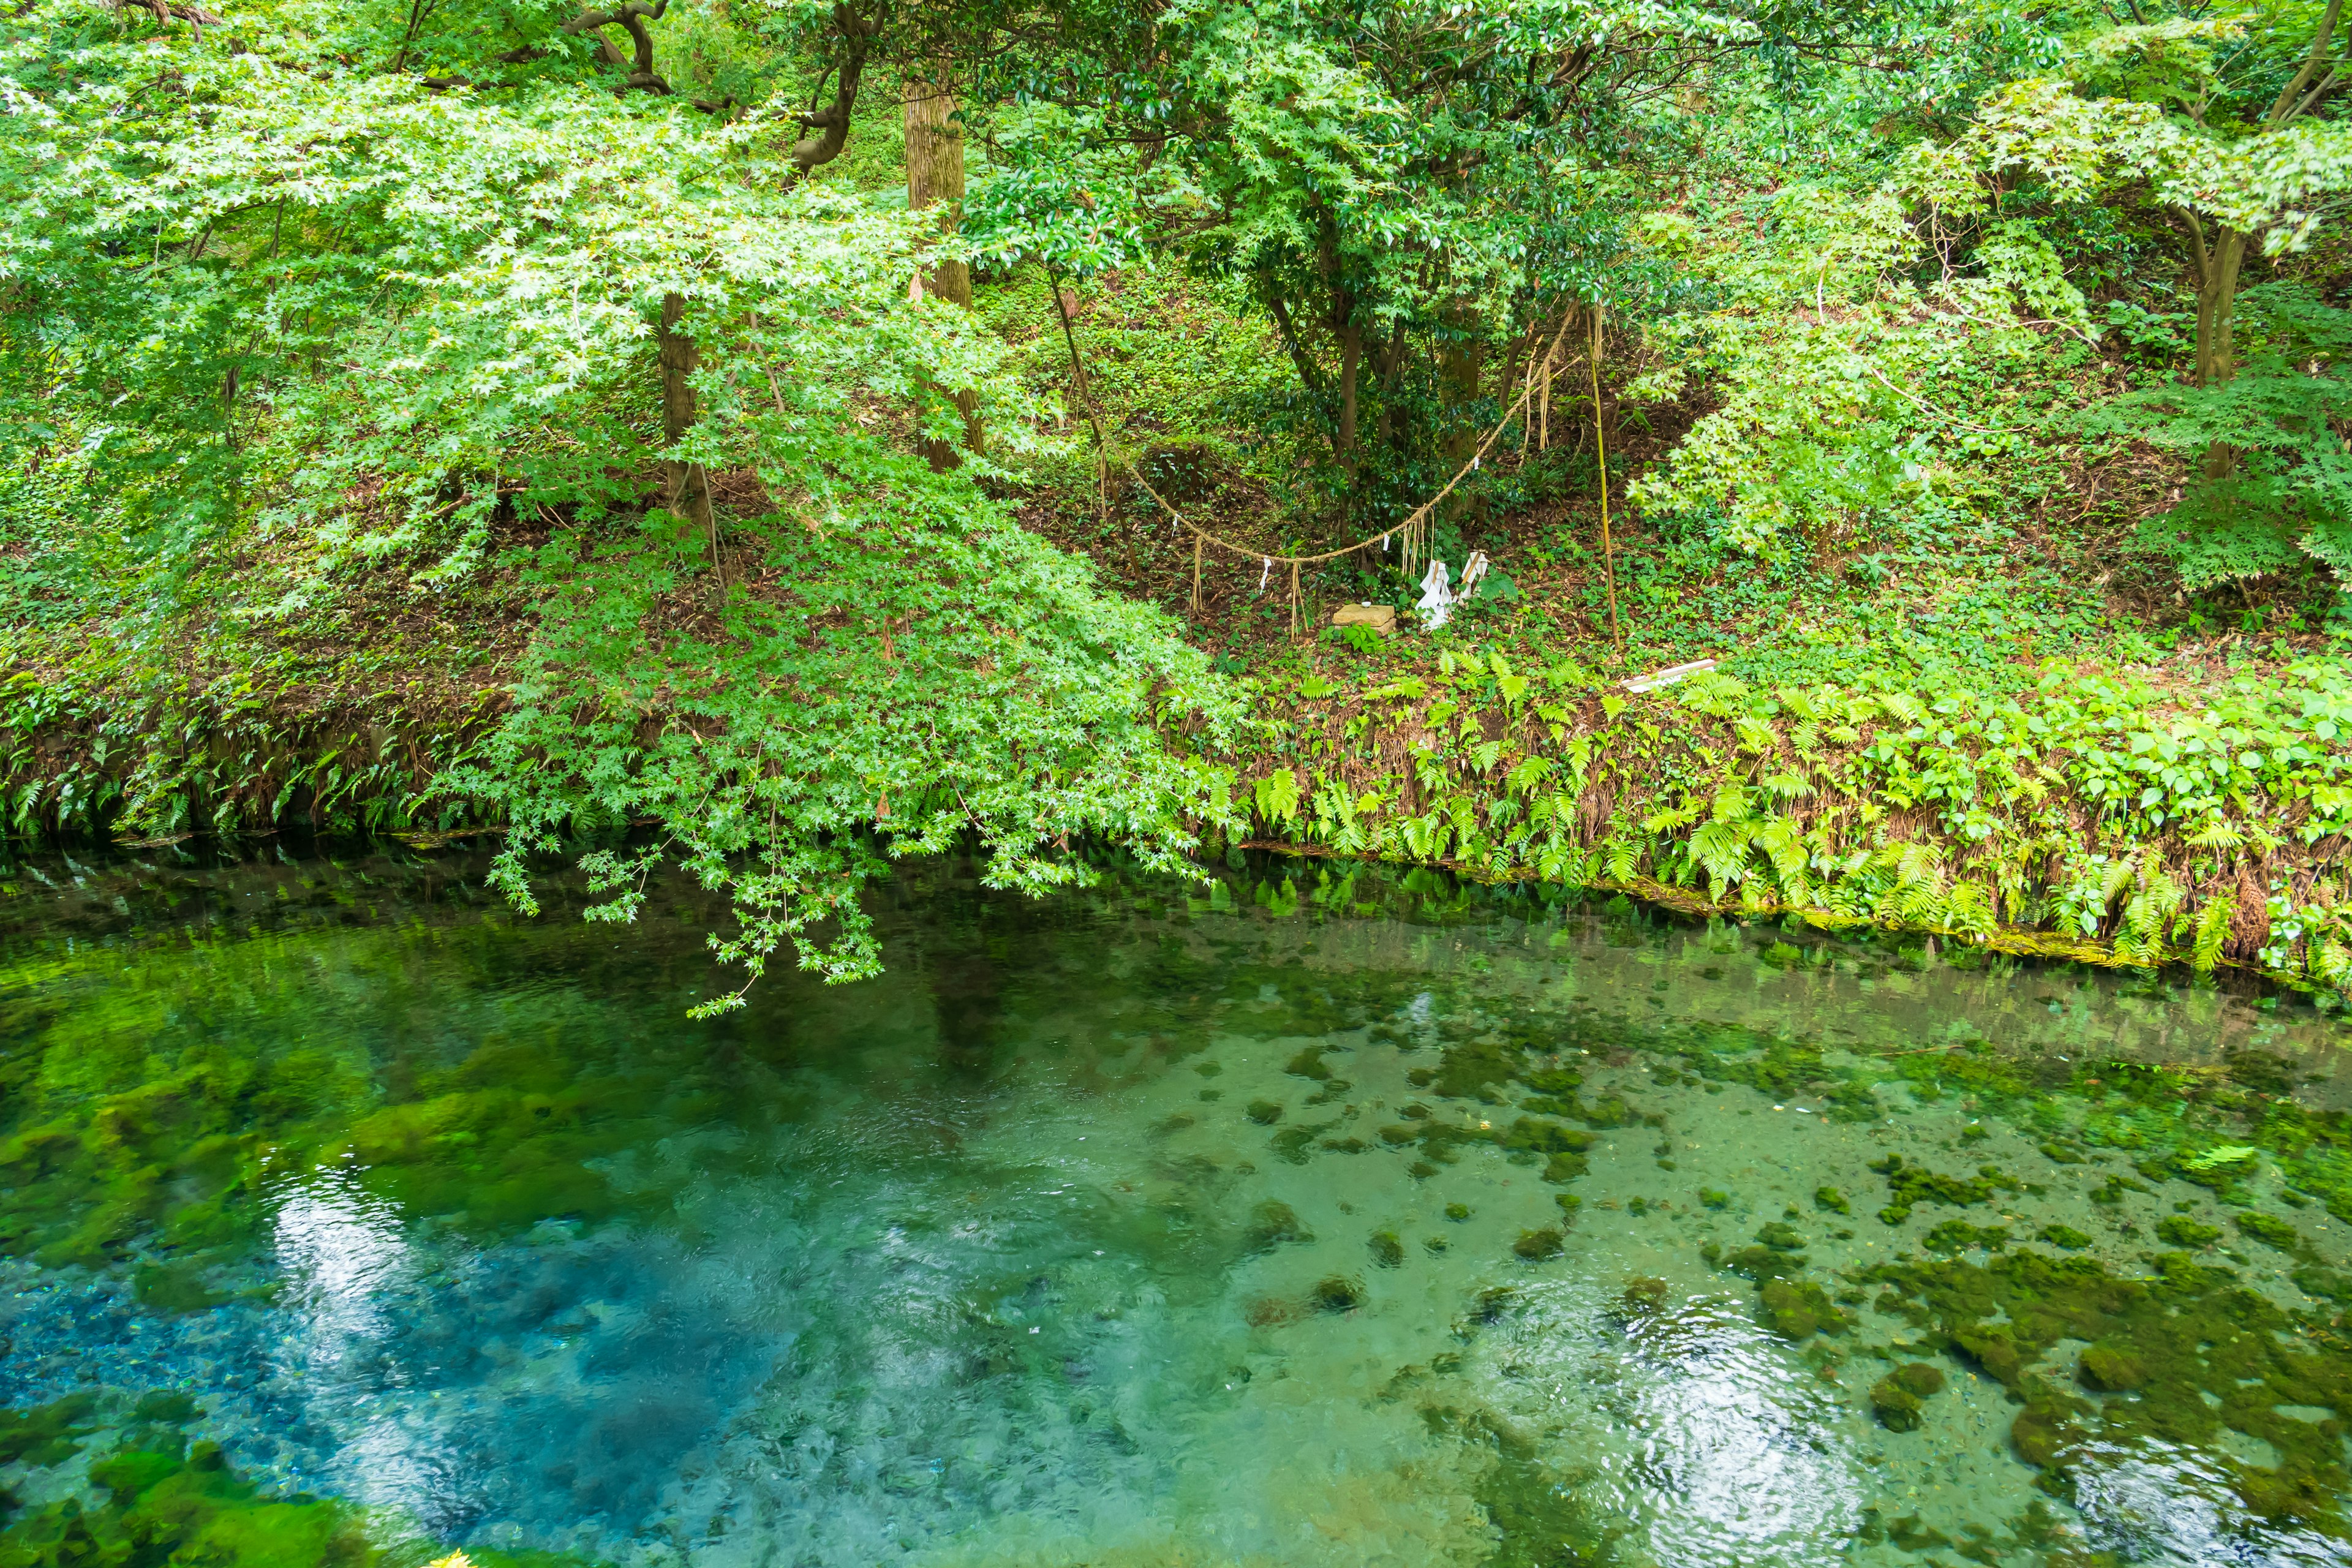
[2192,894,2233,973]
[1879,690,1926,725]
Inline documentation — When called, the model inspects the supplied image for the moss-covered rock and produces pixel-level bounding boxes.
[1512,1227,1563,1261]
[2155,1215,2222,1248]
[1311,1275,1363,1312]
[2078,1342,2147,1392]
[1244,1200,1311,1250]
[1868,1153,2015,1226]
[2235,1212,2302,1252]
[1869,1363,1945,1431]
[1759,1278,1852,1340]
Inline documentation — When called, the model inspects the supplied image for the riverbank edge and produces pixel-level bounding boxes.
[9,644,2352,1003]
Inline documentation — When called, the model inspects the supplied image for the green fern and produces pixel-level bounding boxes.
[2192,894,2234,973]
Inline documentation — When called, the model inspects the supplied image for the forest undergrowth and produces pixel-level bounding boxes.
[4,0,2351,1003]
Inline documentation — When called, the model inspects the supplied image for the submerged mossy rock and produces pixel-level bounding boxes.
[1311,1275,1365,1313]
[0,1396,96,1468]
[1512,1227,1564,1261]
[1243,1200,1312,1251]
[1868,1248,2352,1527]
[2236,1212,2303,1253]
[1542,1152,1588,1183]
[1869,1363,1946,1431]
[1922,1220,2011,1254]
[1703,1241,1807,1283]
[2078,1341,2147,1392]
[1759,1278,1853,1340]
[1868,1154,2015,1226]
[1621,1275,1670,1315]
[2155,1215,2222,1249]
[1500,1117,1594,1156]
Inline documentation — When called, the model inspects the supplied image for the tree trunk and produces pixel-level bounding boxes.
[1336,306,1360,480]
[2184,214,2248,482]
[904,64,981,469]
[1440,315,1484,519]
[658,291,714,535]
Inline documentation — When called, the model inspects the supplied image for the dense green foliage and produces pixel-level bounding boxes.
[0,0,2348,993]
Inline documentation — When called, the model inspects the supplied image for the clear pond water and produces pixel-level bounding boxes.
[2,850,2352,1567]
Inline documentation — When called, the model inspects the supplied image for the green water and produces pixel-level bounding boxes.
[2,851,2351,1567]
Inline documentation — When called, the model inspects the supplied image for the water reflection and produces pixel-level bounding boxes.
[270,1161,483,1529]
[271,1160,413,1370]
[1482,1285,1864,1567]
[2071,1436,2352,1567]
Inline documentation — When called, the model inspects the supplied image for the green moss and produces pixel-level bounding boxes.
[1705,1242,1807,1283]
[1417,1401,1615,1568]
[1891,1361,1946,1397]
[1369,1230,1404,1267]
[1575,1094,1638,1129]
[1869,1153,2015,1225]
[1244,1200,1311,1250]
[1699,1187,1730,1208]
[1754,1221,1805,1251]
[2078,1342,2147,1392]
[1617,1276,1669,1316]
[1245,1099,1283,1125]
[1642,1025,1880,1121]
[1311,1275,1363,1311]
[2089,1172,2150,1205]
[1444,1202,1472,1221]
[1542,1152,1588,1183]
[0,1416,603,1568]
[133,1259,229,1314]
[1923,1220,2011,1254]
[2236,1211,2303,1251]
[1512,1227,1564,1261]
[2035,1224,2093,1250]
[1869,1379,1924,1432]
[1869,1363,1945,1431]
[1759,1278,1852,1339]
[0,930,747,1270]
[2295,1264,2352,1301]
[1892,1042,2039,1110]
[2155,1215,2222,1248]
[1283,1047,1333,1081]
[1422,1036,1529,1100]
[1867,1248,2352,1529]
[0,1398,96,1468]
[1814,1186,1849,1215]
[1498,1117,1593,1155]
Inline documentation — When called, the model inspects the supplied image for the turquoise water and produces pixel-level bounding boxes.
[1,851,2350,1566]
